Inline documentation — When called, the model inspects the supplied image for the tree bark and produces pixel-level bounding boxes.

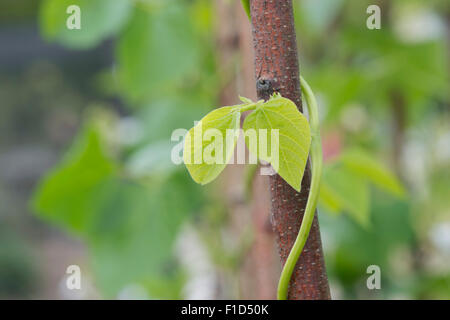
[249,0,331,300]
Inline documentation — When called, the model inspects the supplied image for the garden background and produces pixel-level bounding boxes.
[0,0,448,299]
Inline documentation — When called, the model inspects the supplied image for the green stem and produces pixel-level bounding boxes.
[240,0,251,20]
[239,103,258,112]
[277,76,323,300]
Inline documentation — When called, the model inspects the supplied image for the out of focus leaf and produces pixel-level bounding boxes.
[321,191,414,296]
[33,122,203,297]
[117,5,199,103]
[340,26,448,124]
[39,0,132,49]
[320,147,406,226]
[299,0,344,34]
[136,99,208,146]
[318,181,343,215]
[320,165,370,227]
[126,140,176,177]
[89,171,203,297]
[341,149,406,198]
[32,124,116,234]
[309,67,367,122]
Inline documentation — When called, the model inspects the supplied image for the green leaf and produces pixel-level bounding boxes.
[340,149,406,198]
[318,181,344,215]
[32,124,116,234]
[320,165,370,227]
[239,96,253,104]
[117,6,199,103]
[243,94,311,191]
[33,124,203,297]
[88,173,199,297]
[240,0,251,19]
[183,106,241,185]
[136,98,208,145]
[39,0,132,49]
[126,140,176,177]
[299,0,345,34]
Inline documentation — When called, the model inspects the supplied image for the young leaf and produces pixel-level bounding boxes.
[243,94,311,191]
[183,106,241,185]
[239,96,253,104]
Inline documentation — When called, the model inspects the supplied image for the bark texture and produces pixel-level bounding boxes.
[249,0,331,300]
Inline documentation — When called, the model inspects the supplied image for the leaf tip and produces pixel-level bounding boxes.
[239,96,253,104]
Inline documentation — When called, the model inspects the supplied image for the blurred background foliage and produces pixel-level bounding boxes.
[0,0,448,299]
